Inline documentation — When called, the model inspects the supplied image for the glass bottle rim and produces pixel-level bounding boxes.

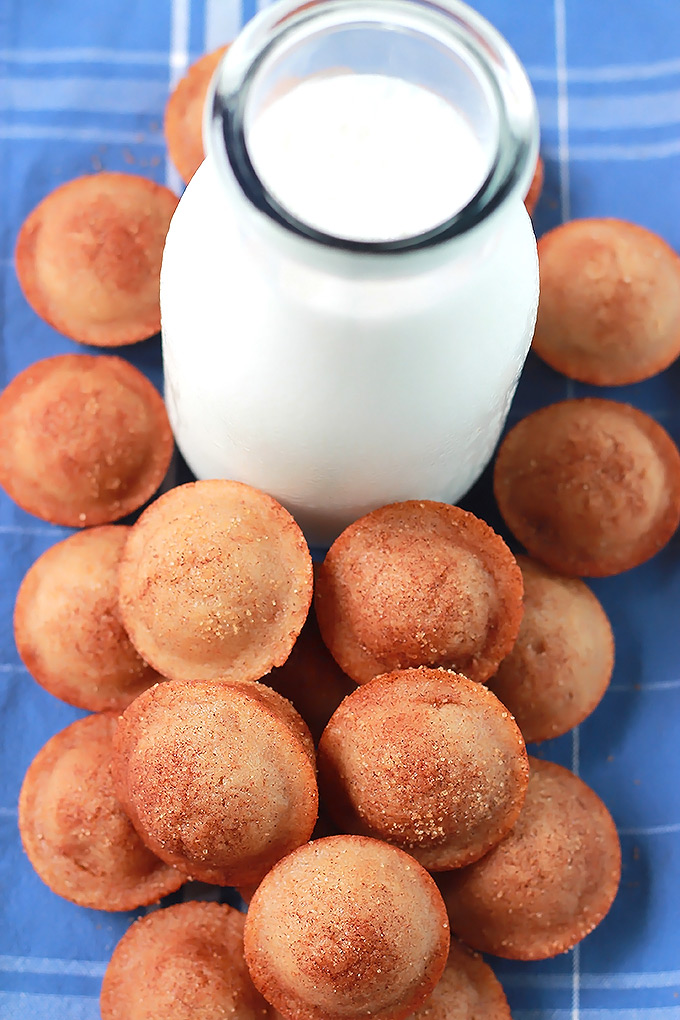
[208,0,539,255]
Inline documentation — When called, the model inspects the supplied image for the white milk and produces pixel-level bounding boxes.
[161,72,539,546]
[248,74,490,241]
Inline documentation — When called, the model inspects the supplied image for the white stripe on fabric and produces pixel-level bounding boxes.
[0,991,99,1020]
[167,0,191,192]
[514,1010,680,1019]
[0,957,106,977]
[4,79,680,133]
[0,807,17,817]
[610,679,680,692]
[0,524,71,536]
[571,725,580,1020]
[536,90,680,130]
[0,665,28,674]
[572,728,581,775]
[2,48,680,82]
[2,87,678,134]
[8,86,680,131]
[0,47,171,65]
[169,8,191,79]
[553,0,571,222]
[0,125,165,145]
[502,971,680,990]
[528,56,680,83]
[205,0,243,49]
[556,0,576,1008]
[572,898,581,1020]
[0,953,677,990]
[1,48,679,80]
[542,137,680,160]
[0,77,168,115]
[619,822,680,836]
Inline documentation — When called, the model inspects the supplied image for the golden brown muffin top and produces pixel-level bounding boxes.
[15,172,178,346]
[18,713,184,911]
[112,678,318,886]
[533,218,680,385]
[318,667,528,870]
[101,900,273,1020]
[439,757,621,960]
[494,398,680,576]
[0,354,173,527]
[488,556,614,742]
[165,46,228,184]
[244,835,450,1020]
[118,479,313,683]
[315,500,523,684]
[14,526,162,712]
[410,940,511,1020]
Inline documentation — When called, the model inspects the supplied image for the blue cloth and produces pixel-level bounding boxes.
[1,1,680,1017]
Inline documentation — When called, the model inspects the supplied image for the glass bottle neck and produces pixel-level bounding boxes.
[207,0,538,259]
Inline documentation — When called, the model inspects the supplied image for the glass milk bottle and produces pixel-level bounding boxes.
[161,0,539,547]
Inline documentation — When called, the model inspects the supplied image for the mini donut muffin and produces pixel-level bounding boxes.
[487,557,614,742]
[265,608,356,743]
[315,501,523,684]
[112,679,318,886]
[118,479,312,682]
[318,668,528,870]
[14,526,163,712]
[0,354,173,527]
[439,757,621,960]
[100,901,273,1020]
[533,218,680,385]
[244,835,450,1020]
[18,713,184,911]
[524,155,544,217]
[165,46,229,184]
[494,399,680,576]
[15,172,178,346]
[409,940,511,1020]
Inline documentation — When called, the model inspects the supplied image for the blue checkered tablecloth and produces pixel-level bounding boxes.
[1,1,680,1018]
